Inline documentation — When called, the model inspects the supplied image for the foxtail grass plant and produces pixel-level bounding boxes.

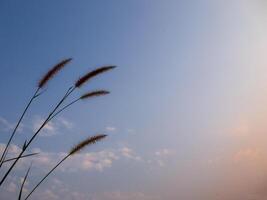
[25,134,107,200]
[0,58,116,199]
[75,65,116,88]
[0,58,72,168]
[38,58,72,88]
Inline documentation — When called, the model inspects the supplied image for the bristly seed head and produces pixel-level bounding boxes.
[75,66,116,88]
[80,90,110,100]
[69,134,107,155]
[38,58,72,88]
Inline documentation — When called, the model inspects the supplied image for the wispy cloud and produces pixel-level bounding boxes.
[33,119,56,137]
[0,116,73,137]
[0,117,13,132]
[0,143,21,155]
[146,148,176,167]
[60,150,119,172]
[0,143,170,200]
[57,117,73,129]
[3,175,161,200]
[105,126,116,132]
[1,142,173,173]
[120,147,142,161]
[0,116,24,132]
[0,143,119,173]
[32,116,73,137]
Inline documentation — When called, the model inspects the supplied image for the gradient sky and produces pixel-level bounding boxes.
[1,0,267,200]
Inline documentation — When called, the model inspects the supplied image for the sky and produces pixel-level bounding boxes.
[1,0,267,199]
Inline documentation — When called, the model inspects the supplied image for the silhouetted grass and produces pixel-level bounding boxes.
[38,58,72,88]
[0,58,73,168]
[0,58,116,199]
[25,134,107,200]
[80,90,110,99]
[18,163,32,200]
[75,65,116,87]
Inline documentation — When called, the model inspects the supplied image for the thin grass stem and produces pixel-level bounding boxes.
[48,98,80,122]
[25,134,106,200]
[18,162,32,200]
[24,155,69,200]
[2,153,38,164]
[0,88,40,168]
[0,87,75,186]
[49,90,109,122]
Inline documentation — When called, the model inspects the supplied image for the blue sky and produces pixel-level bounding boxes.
[1,0,267,200]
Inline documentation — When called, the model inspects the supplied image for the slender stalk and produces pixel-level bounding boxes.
[0,87,75,186]
[48,90,109,122]
[48,98,80,122]
[0,88,40,168]
[24,155,69,200]
[2,153,38,164]
[18,163,32,200]
[25,134,106,200]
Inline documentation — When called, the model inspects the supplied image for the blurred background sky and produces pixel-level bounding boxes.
[1,0,267,199]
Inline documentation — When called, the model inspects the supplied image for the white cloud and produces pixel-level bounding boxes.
[57,118,73,129]
[32,117,56,137]
[145,148,176,168]
[32,116,73,137]
[64,150,119,172]
[1,143,170,173]
[0,116,72,137]
[0,116,24,133]
[3,176,161,200]
[120,147,142,161]
[0,143,165,200]
[28,150,118,172]
[0,143,119,173]
[0,117,13,132]
[0,143,21,155]
[106,126,116,132]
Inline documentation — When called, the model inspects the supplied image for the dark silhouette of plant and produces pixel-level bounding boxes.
[25,134,107,200]
[18,163,32,200]
[0,58,72,168]
[2,153,38,164]
[38,58,72,88]
[0,58,116,199]
[75,66,116,88]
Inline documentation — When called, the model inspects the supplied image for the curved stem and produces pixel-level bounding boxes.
[48,98,80,122]
[2,153,38,164]
[18,162,32,200]
[0,88,40,168]
[25,154,70,200]
[0,87,75,186]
